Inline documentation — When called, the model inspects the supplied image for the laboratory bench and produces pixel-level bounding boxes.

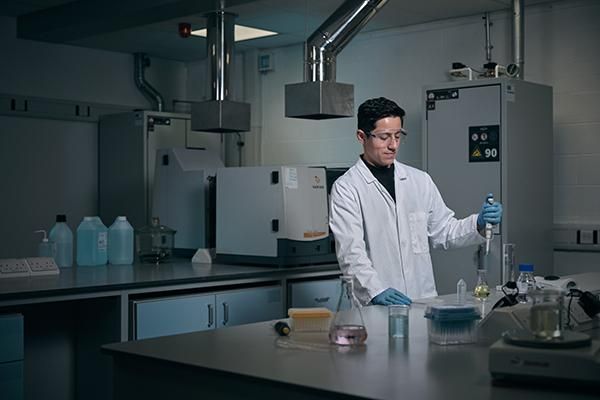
[103,302,600,400]
[0,261,342,400]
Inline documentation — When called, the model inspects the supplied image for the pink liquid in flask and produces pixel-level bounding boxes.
[329,324,368,345]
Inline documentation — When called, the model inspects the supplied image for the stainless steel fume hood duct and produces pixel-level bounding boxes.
[512,0,525,79]
[134,53,164,112]
[285,0,388,120]
[192,10,250,133]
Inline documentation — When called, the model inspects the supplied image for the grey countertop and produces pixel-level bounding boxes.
[0,262,340,302]
[103,302,599,400]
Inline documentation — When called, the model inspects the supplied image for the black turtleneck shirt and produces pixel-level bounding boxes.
[361,155,396,202]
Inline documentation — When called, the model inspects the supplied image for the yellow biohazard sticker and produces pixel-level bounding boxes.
[472,147,482,158]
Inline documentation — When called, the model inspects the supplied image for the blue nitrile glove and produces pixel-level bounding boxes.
[477,193,503,229]
[371,288,412,306]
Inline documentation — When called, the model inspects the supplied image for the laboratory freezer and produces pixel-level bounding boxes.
[423,78,553,294]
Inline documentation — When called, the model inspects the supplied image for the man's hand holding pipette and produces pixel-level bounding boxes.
[477,193,503,253]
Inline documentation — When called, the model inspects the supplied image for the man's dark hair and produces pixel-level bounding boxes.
[357,97,405,133]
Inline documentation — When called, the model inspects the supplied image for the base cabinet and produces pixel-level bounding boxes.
[133,286,283,340]
[0,314,23,400]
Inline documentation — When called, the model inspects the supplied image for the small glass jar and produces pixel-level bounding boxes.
[135,217,176,264]
[529,288,564,340]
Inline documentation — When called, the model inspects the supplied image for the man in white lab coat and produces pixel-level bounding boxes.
[329,97,502,305]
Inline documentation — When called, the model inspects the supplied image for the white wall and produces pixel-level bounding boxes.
[0,17,186,108]
[243,0,600,273]
[0,16,187,258]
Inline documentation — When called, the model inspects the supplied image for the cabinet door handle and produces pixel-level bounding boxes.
[222,302,229,326]
[208,304,214,328]
[314,297,330,303]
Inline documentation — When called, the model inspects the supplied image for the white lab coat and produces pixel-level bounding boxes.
[329,158,484,304]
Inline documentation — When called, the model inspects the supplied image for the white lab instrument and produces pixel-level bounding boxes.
[489,330,599,386]
[152,147,223,255]
[535,275,577,291]
[216,166,333,266]
[488,273,600,386]
[99,111,222,230]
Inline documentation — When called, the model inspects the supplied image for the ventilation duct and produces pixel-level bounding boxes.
[134,53,164,112]
[191,10,250,132]
[285,0,388,120]
[512,0,525,79]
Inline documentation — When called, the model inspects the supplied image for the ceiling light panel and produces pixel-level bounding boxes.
[191,24,278,41]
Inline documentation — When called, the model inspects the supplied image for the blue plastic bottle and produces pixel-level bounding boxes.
[49,214,73,267]
[76,216,108,266]
[108,216,134,265]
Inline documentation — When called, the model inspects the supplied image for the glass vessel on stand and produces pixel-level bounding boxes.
[329,276,368,346]
[135,217,176,264]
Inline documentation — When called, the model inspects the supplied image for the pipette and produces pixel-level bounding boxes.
[485,194,494,255]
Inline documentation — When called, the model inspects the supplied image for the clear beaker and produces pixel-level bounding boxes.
[329,276,367,346]
[389,305,409,339]
[530,288,564,340]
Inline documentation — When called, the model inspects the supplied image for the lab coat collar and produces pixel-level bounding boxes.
[356,157,408,184]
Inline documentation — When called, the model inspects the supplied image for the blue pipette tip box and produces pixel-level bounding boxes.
[424,304,481,345]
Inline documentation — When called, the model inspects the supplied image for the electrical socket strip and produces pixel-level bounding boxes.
[25,257,60,276]
[0,259,31,278]
[0,257,60,278]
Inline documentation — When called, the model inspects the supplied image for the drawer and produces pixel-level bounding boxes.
[133,294,215,340]
[0,314,23,363]
[289,278,341,311]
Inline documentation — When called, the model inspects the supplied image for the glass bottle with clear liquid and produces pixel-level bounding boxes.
[329,276,368,346]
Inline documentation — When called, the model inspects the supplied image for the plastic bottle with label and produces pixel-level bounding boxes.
[49,214,73,267]
[108,216,134,265]
[76,216,108,266]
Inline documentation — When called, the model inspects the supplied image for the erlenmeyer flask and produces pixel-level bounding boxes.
[329,276,368,345]
[473,268,490,300]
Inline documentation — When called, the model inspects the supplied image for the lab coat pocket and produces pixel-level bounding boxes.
[408,212,429,254]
